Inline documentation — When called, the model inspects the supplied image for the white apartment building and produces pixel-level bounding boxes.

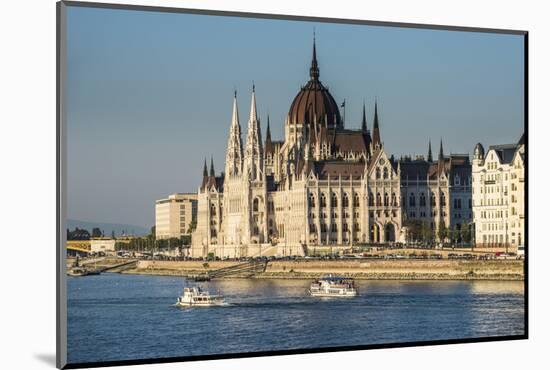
[472,134,525,249]
[155,193,198,239]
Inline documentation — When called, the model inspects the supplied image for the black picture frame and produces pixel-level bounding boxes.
[57,1,528,368]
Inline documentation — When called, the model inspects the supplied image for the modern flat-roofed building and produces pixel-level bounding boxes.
[90,238,116,254]
[155,193,198,239]
[472,134,525,249]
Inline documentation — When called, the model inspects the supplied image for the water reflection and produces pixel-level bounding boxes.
[67,274,525,364]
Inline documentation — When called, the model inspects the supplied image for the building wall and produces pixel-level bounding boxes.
[155,193,198,240]
[90,238,116,253]
[472,143,524,249]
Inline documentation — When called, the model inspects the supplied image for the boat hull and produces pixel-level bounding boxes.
[309,290,358,297]
[175,298,225,307]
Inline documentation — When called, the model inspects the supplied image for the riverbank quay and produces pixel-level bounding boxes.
[121,259,524,280]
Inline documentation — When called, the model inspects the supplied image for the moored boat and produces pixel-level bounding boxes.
[176,286,225,307]
[309,275,358,297]
[67,267,101,277]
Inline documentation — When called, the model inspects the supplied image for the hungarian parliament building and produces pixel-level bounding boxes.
[190,39,523,258]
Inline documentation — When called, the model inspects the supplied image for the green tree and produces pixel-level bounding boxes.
[187,220,197,234]
[437,223,447,244]
[181,235,191,246]
[461,222,471,245]
[91,227,102,238]
[452,224,460,246]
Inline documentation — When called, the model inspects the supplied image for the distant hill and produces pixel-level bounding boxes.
[67,219,150,237]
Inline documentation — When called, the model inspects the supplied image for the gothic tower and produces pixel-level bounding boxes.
[225,91,243,177]
[221,92,245,248]
[243,85,264,181]
[242,86,267,245]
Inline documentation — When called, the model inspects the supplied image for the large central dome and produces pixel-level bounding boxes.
[288,39,342,129]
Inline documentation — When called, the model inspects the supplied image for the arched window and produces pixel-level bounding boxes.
[210,204,216,216]
[440,194,446,207]
[253,198,259,212]
[376,168,381,179]
[384,193,389,207]
[331,223,338,233]
[343,193,350,208]
[353,193,360,207]
[331,192,338,208]
[368,192,374,206]
[320,223,327,233]
[430,192,436,207]
[308,193,316,208]
[419,193,426,207]
[376,192,381,206]
[383,167,389,179]
[391,192,397,206]
[409,193,416,207]
[320,193,327,208]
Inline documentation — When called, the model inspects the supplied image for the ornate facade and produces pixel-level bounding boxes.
[400,140,473,242]
[191,39,472,258]
[472,135,525,248]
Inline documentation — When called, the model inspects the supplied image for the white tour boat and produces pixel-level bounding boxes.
[309,275,358,297]
[176,286,225,307]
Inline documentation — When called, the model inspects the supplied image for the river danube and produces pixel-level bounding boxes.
[67,274,524,364]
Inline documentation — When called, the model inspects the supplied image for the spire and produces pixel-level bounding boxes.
[249,83,258,123]
[361,101,367,131]
[428,139,433,162]
[372,100,381,148]
[265,115,272,144]
[438,138,444,161]
[244,86,263,180]
[203,158,208,177]
[209,156,215,177]
[225,91,244,177]
[231,90,239,129]
[309,32,319,81]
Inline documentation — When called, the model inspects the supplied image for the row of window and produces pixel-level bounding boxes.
[310,223,361,233]
[309,211,360,219]
[309,192,361,208]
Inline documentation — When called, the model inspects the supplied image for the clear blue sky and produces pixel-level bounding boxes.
[66,5,524,229]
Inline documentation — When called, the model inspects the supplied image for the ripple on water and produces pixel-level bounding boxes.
[67,275,525,364]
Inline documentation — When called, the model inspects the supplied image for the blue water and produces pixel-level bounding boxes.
[67,274,525,364]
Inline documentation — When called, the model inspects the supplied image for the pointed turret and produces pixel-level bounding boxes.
[265,114,273,154]
[209,156,215,177]
[266,115,272,143]
[244,85,264,180]
[361,102,367,131]
[428,140,433,162]
[438,138,444,162]
[372,100,381,149]
[200,158,209,191]
[309,33,320,81]
[224,91,243,177]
